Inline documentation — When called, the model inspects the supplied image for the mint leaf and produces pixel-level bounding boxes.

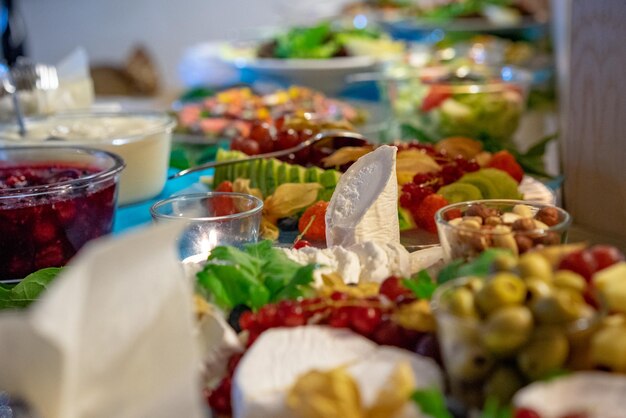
[403,270,438,300]
[197,240,316,311]
[456,249,509,278]
[480,396,512,418]
[436,259,464,284]
[0,267,62,310]
[411,388,453,418]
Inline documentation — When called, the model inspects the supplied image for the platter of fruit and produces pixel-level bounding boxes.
[170,86,368,170]
[208,134,554,247]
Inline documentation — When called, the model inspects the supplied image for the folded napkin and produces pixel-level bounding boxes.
[0,224,204,418]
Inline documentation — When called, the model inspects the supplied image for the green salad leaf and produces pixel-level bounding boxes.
[480,396,513,418]
[411,388,453,418]
[437,249,510,284]
[269,22,381,59]
[421,0,513,21]
[196,240,316,310]
[0,267,63,310]
[403,270,438,300]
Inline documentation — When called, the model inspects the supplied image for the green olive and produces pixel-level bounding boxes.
[446,343,495,380]
[525,278,554,305]
[464,276,484,293]
[481,306,533,356]
[476,273,526,315]
[483,367,525,403]
[553,270,587,293]
[448,287,479,318]
[531,289,586,324]
[494,252,518,272]
[590,323,626,373]
[518,253,553,282]
[517,326,569,380]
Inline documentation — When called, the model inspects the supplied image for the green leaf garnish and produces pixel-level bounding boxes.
[411,388,453,418]
[196,240,316,310]
[0,267,63,310]
[403,270,438,300]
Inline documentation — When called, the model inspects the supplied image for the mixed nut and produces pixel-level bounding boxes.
[438,202,568,260]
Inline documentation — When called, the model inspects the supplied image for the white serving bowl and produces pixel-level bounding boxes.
[0,111,175,205]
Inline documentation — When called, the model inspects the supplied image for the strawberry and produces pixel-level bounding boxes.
[213,181,235,216]
[414,194,449,234]
[488,150,524,183]
[298,201,328,242]
[420,86,452,112]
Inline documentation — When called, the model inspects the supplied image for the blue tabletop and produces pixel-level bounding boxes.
[113,168,211,234]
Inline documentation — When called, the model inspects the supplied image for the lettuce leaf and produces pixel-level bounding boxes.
[196,240,316,310]
[0,267,63,310]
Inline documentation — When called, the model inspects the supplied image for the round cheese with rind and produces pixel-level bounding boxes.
[232,326,443,418]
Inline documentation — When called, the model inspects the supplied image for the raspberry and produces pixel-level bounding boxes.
[293,239,311,249]
[298,201,328,242]
[414,194,449,234]
[488,150,524,183]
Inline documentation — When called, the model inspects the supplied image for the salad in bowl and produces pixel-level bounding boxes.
[383,64,532,143]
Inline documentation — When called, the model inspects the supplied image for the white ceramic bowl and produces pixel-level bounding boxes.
[0,111,175,205]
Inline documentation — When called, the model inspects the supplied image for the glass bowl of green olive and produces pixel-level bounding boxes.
[435,200,572,262]
[431,251,605,409]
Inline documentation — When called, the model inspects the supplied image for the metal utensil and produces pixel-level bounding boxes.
[0,63,26,136]
[168,130,368,180]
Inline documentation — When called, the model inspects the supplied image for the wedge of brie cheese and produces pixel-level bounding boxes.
[326,144,400,247]
[231,326,443,418]
[513,372,626,418]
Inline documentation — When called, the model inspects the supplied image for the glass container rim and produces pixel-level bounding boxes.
[0,145,125,199]
[435,199,572,236]
[0,110,177,145]
[150,192,264,222]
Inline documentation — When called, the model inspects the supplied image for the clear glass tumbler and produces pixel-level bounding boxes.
[150,192,263,262]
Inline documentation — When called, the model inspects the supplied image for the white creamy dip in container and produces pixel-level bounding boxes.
[0,111,176,205]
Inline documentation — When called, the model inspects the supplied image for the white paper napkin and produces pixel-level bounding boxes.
[0,223,205,418]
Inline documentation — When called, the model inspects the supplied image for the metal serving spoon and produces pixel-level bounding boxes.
[168,129,368,180]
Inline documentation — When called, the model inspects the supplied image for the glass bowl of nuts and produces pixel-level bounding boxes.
[435,200,572,261]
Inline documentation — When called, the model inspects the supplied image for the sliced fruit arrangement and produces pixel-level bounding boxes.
[213,148,341,203]
[321,137,526,234]
[175,85,365,140]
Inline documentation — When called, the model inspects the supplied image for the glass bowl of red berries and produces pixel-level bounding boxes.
[435,200,572,261]
[0,146,125,281]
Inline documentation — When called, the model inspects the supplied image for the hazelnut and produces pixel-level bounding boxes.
[514,234,534,253]
[535,207,560,227]
[512,218,536,232]
[469,232,490,252]
[466,204,499,219]
[485,216,502,226]
[534,231,561,246]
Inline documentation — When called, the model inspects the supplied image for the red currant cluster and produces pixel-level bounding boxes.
[398,145,480,233]
[206,276,440,414]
